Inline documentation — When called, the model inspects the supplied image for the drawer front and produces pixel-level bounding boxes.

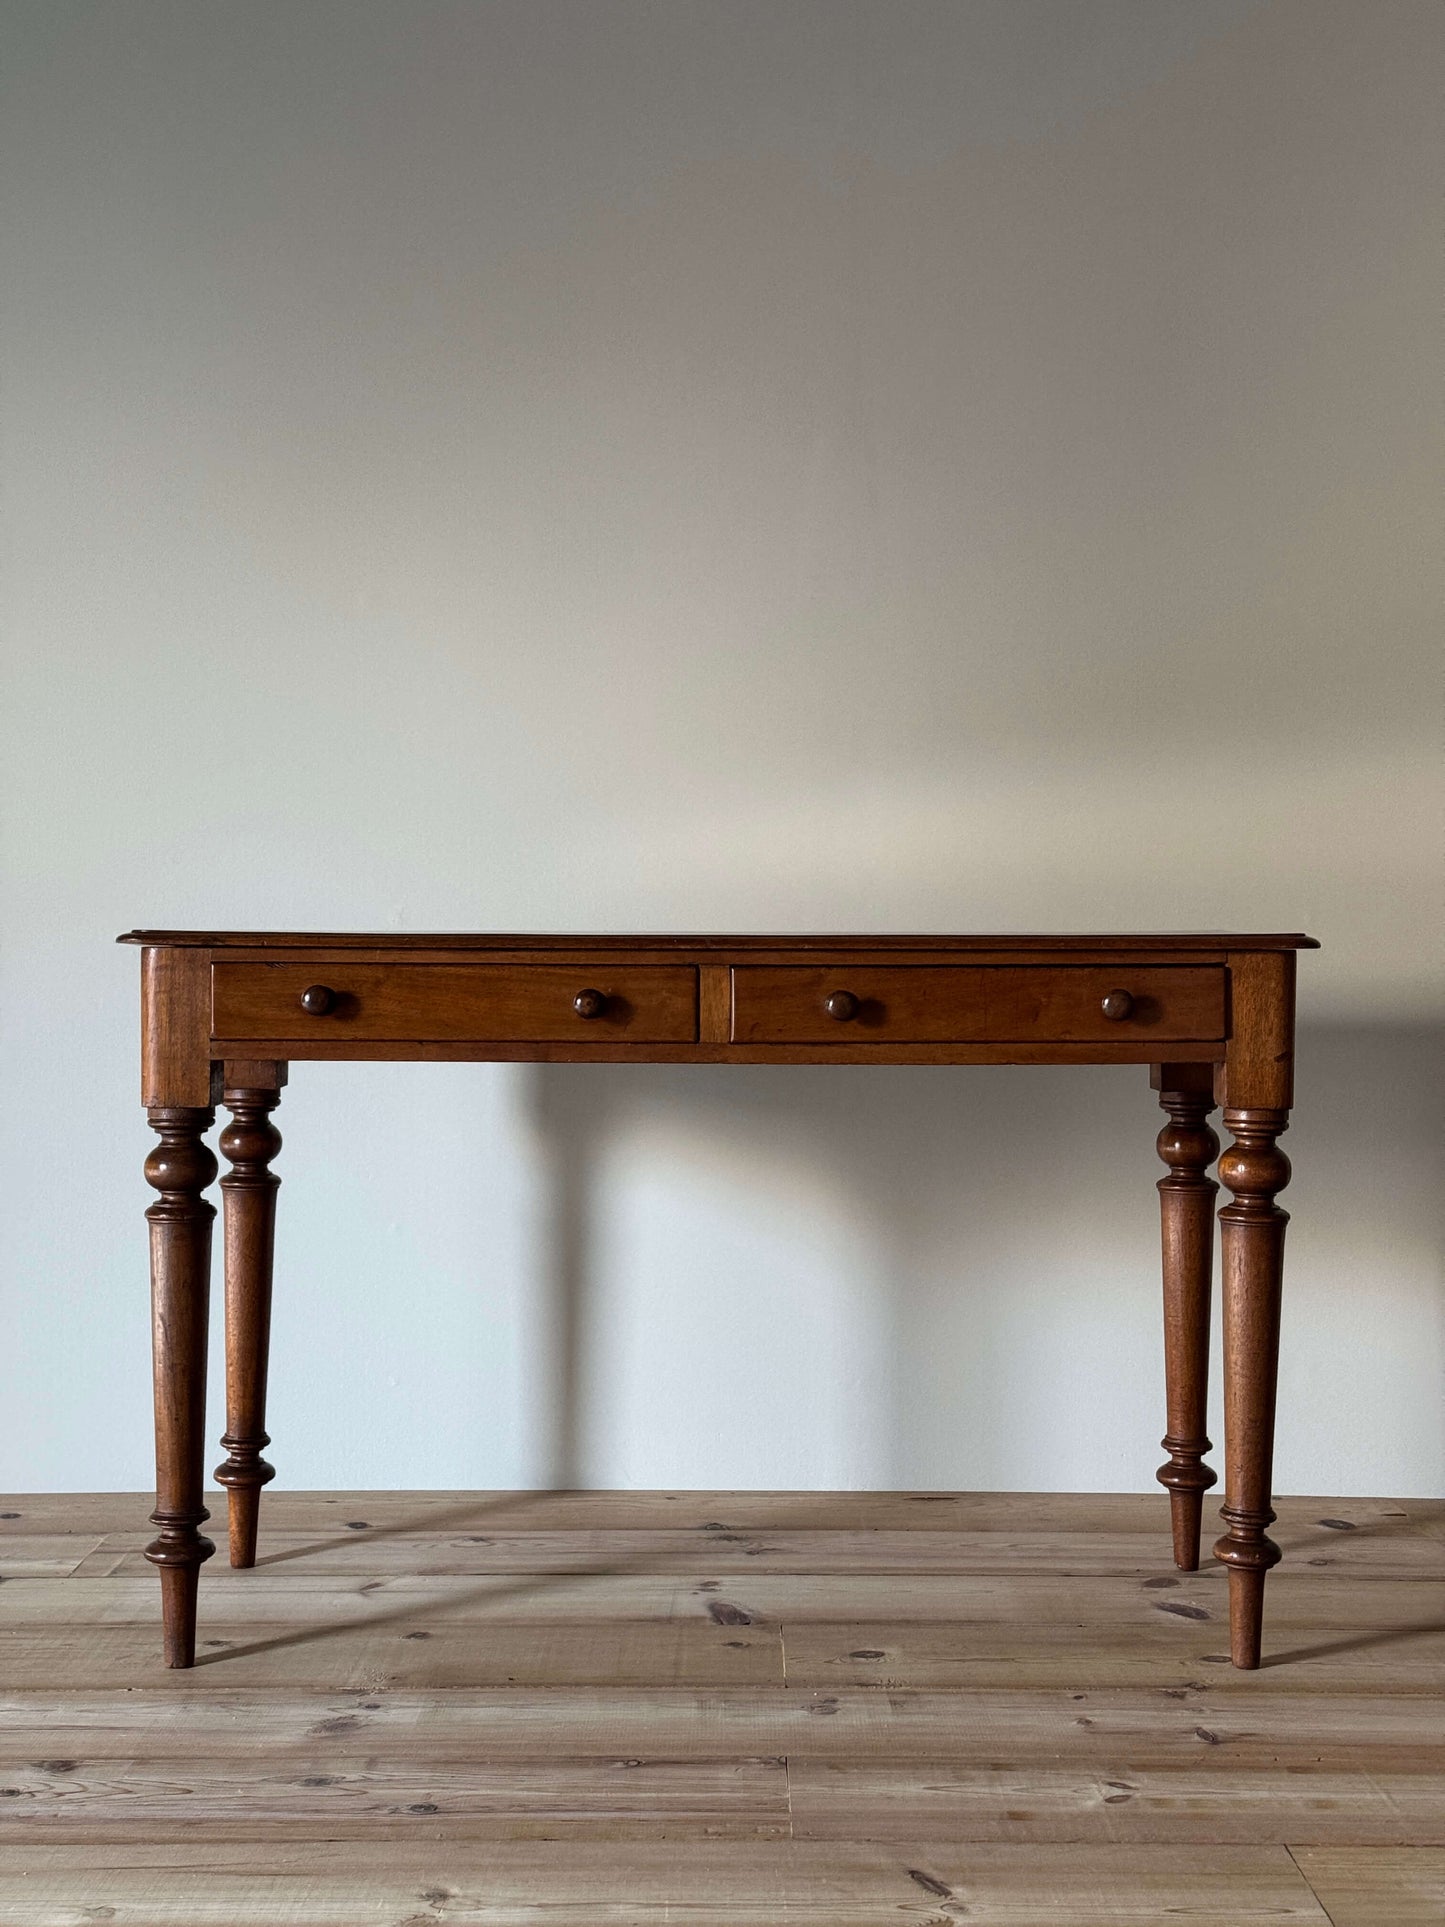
[730,966,1225,1044]
[213,963,698,1043]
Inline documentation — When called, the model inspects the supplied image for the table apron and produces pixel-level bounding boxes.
[211,959,1226,1056]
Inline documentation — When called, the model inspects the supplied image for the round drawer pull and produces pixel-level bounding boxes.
[825,990,860,1022]
[1100,989,1135,1022]
[299,984,337,1016]
[573,988,609,1020]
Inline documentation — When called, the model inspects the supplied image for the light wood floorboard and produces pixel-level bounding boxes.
[0,1842,1337,1924]
[0,1492,1439,1922]
[1289,1847,1445,1924]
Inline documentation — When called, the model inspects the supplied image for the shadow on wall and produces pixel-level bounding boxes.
[524,1023,1444,1497]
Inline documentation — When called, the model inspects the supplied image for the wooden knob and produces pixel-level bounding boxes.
[573,988,608,1020]
[1100,989,1135,1022]
[825,990,860,1022]
[299,984,336,1016]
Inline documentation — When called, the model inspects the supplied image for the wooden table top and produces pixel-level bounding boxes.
[118,930,1320,951]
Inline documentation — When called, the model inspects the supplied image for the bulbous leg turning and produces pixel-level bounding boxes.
[143,1106,218,1668]
[213,1074,284,1568]
[1213,1107,1291,1669]
[1154,1075,1220,1570]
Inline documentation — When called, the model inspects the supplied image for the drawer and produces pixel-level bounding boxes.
[730,966,1225,1044]
[212,963,698,1043]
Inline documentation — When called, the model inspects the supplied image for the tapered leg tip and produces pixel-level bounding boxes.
[228,1493,261,1568]
[1167,1492,1204,1572]
[229,1526,260,1572]
[1226,1566,1268,1670]
[156,1561,204,1670]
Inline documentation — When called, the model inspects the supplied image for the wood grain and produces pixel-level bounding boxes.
[6,1568,1440,1629]
[5,1491,1435,1538]
[0,1842,1335,1924]
[2,1684,1438,1763]
[780,1619,1445,1692]
[121,929,1321,951]
[0,1754,792,1842]
[207,1034,1230,1065]
[133,932,1311,1668]
[212,962,699,1043]
[1289,1848,1445,1924]
[1154,1073,1220,1569]
[0,1491,1434,1919]
[141,1108,218,1667]
[0,1617,784,1690]
[215,1069,285,1567]
[730,964,1225,1043]
[139,945,216,1107]
[55,1523,1444,1579]
[785,1757,1442,1845]
[697,963,731,1043]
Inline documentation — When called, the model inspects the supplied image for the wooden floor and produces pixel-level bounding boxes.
[0,1492,1441,1925]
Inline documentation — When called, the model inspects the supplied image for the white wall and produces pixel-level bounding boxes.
[2,0,1440,1496]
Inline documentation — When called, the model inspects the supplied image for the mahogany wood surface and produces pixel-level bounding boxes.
[141,1107,217,1668]
[213,962,699,1044]
[731,964,1224,1044]
[208,1037,1231,1067]
[214,1064,286,1570]
[121,931,1315,1674]
[1215,1107,1293,1668]
[1151,1062,1220,1571]
[1212,950,1298,1668]
[121,930,1320,951]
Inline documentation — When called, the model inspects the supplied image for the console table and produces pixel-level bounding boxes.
[120,929,1316,1672]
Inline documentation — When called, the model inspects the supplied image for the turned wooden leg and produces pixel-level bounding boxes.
[1152,1065,1219,1570]
[1213,1106,1291,1668]
[144,1106,218,1668]
[213,1066,285,1567]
